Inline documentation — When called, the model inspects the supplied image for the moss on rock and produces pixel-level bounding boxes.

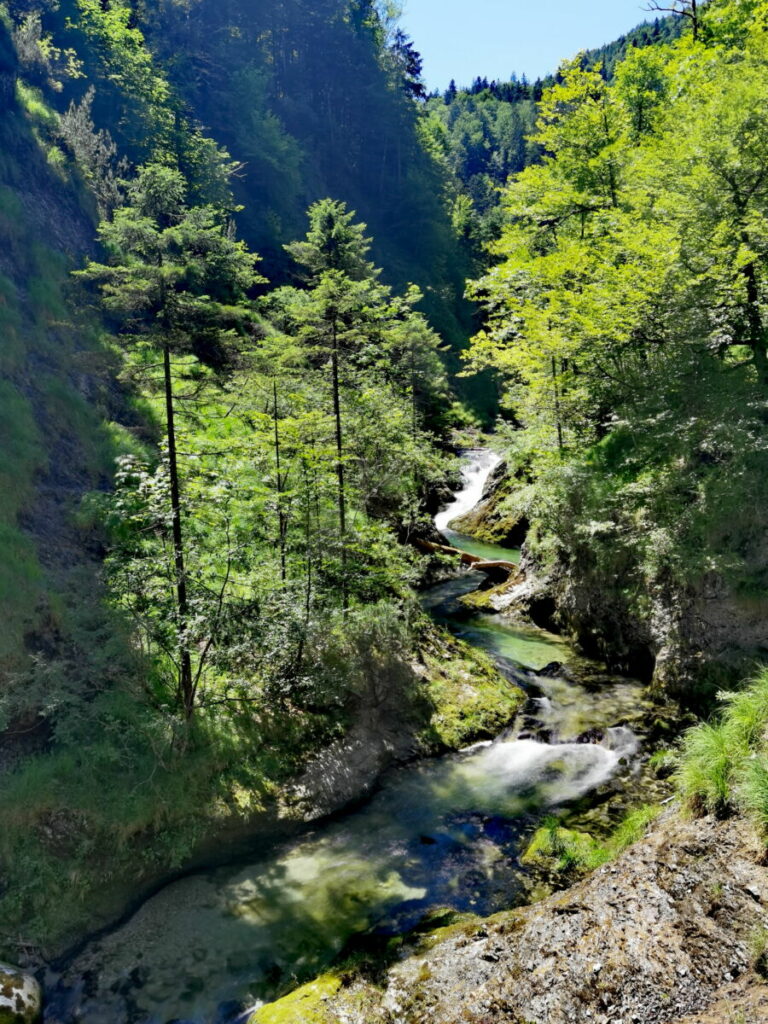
[418,629,525,749]
[248,974,341,1024]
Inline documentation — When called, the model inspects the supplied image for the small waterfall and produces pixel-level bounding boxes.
[435,449,501,532]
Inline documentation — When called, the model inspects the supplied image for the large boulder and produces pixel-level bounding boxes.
[0,963,41,1024]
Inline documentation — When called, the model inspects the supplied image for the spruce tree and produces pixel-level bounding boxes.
[79,163,261,716]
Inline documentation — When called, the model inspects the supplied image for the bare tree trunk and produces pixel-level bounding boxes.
[644,1,699,41]
[273,378,287,583]
[331,319,347,608]
[411,338,418,438]
[552,355,564,453]
[163,341,194,717]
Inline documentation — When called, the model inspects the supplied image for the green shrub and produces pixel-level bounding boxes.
[676,669,768,825]
[740,758,768,834]
[676,722,735,815]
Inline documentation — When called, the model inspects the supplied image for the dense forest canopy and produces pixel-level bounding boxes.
[420,13,683,249]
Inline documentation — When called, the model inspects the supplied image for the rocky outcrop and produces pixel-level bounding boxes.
[450,460,529,548]
[0,963,41,1024]
[260,810,768,1024]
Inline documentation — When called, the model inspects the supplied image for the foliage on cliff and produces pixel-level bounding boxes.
[465,0,768,689]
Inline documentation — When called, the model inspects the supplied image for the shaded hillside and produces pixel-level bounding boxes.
[0,14,134,757]
[0,0,495,953]
[13,0,475,352]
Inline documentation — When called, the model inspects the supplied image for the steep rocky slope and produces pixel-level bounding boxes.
[0,16,126,747]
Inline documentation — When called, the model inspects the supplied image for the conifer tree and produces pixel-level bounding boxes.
[79,163,261,716]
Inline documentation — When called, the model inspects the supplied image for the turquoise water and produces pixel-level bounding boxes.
[441,527,521,565]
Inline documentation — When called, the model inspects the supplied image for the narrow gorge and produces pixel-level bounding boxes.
[38,453,656,1024]
[3,1,768,1023]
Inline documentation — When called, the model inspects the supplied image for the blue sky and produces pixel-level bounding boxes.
[399,0,658,91]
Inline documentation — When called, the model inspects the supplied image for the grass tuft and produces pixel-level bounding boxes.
[676,668,768,831]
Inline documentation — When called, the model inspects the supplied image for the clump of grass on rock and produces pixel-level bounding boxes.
[676,668,768,828]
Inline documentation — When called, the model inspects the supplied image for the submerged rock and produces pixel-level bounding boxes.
[0,963,41,1024]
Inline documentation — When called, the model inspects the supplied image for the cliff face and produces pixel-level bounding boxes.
[254,810,768,1024]
[535,559,768,703]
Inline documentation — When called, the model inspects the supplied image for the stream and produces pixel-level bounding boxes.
[46,451,646,1024]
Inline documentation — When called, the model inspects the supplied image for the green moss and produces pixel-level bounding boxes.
[420,632,524,748]
[409,912,481,953]
[450,470,527,546]
[522,821,607,873]
[522,804,663,876]
[249,974,342,1024]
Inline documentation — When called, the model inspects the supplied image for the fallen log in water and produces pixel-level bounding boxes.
[414,538,519,580]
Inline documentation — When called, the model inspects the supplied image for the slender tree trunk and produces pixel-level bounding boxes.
[273,378,287,583]
[691,0,698,41]
[163,341,194,717]
[552,355,564,453]
[743,259,768,385]
[738,223,768,385]
[302,458,313,619]
[331,319,347,608]
[411,339,418,438]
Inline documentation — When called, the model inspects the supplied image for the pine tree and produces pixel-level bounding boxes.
[78,163,261,716]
